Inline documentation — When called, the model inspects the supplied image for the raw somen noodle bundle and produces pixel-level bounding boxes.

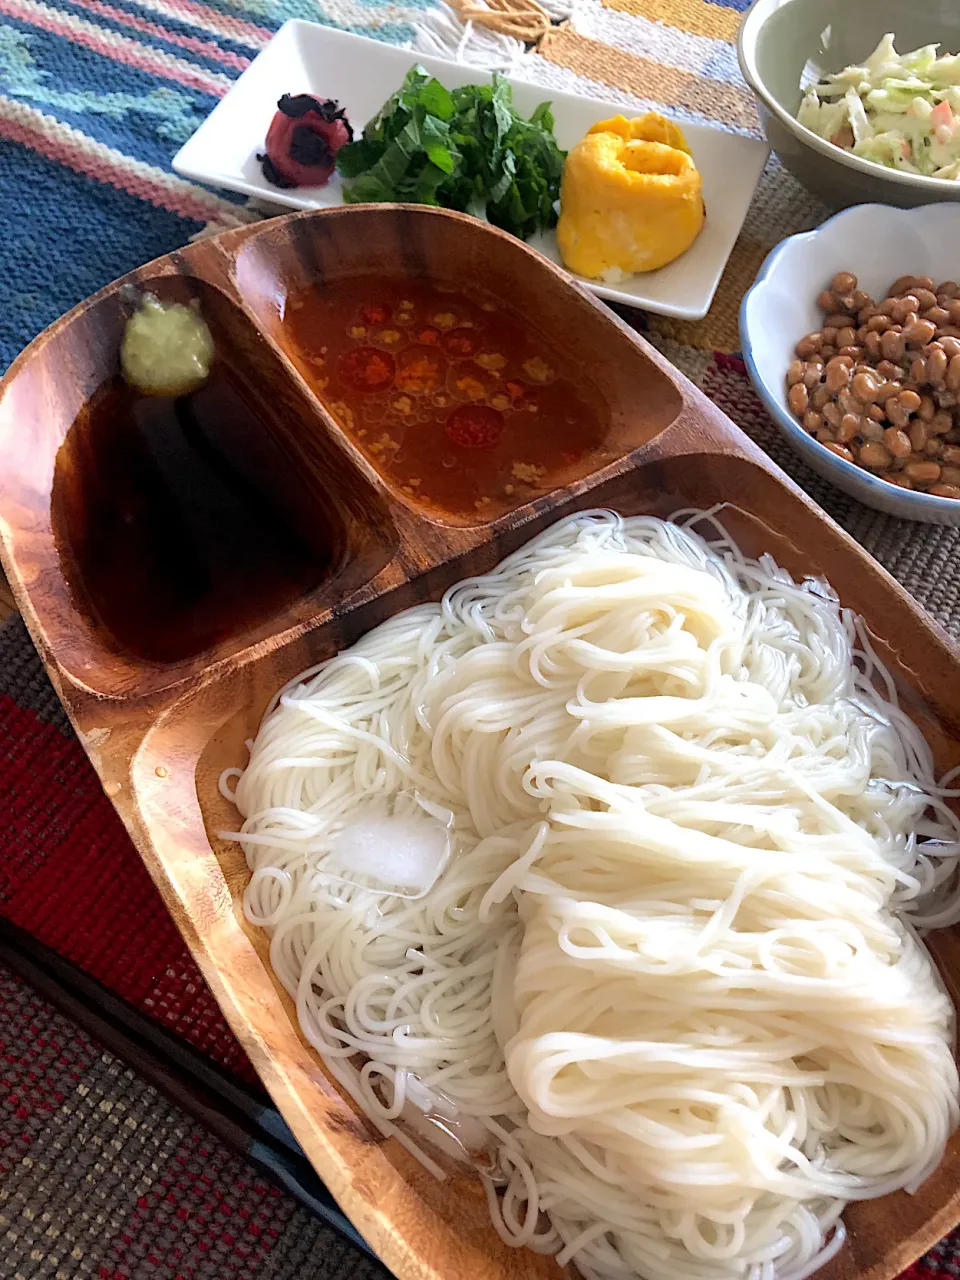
[222,509,960,1280]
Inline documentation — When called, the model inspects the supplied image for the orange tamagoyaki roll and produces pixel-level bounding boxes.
[557,113,705,280]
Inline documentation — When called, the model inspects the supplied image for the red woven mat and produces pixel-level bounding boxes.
[0,616,255,1086]
[0,589,956,1279]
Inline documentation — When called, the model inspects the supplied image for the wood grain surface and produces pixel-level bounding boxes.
[0,570,16,621]
[0,204,958,1280]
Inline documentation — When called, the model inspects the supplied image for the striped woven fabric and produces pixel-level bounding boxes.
[415,0,828,360]
[406,0,960,631]
[0,0,812,373]
[2,0,960,1277]
[0,0,435,369]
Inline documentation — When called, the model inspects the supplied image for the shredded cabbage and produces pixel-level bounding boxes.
[797,33,960,179]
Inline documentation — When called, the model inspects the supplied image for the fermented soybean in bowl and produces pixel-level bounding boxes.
[740,202,960,524]
[785,271,960,498]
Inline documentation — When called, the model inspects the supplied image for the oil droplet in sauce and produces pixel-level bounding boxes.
[284,277,611,520]
[51,368,339,664]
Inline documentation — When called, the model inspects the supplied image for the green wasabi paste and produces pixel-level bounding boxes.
[120,293,214,397]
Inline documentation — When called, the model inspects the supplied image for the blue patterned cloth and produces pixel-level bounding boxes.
[0,0,422,369]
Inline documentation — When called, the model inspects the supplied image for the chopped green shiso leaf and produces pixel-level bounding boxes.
[335,66,566,241]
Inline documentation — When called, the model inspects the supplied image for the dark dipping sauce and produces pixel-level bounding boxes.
[284,277,611,520]
[51,368,337,664]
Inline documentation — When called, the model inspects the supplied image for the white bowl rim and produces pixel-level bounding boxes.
[737,0,960,197]
[739,201,960,514]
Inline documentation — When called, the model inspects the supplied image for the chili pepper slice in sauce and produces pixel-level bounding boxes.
[441,328,480,358]
[445,405,505,449]
[395,347,445,394]
[281,279,608,520]
[339,347,396,393]
[360,304,392,326]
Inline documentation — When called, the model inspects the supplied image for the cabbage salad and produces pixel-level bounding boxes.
[797,33,960,179]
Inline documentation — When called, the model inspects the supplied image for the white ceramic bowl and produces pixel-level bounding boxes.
[741,203,960,525]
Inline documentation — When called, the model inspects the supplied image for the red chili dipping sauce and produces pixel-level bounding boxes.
[284,278,611,519]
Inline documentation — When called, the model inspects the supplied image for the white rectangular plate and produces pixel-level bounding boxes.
[173,20,769,320]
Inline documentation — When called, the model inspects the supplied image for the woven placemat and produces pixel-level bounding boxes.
[0,616,257,1085]
[0,961,387,1280]
[0,613,950,1280]
[697,354,960,637]
[0,0,959,1275]
[415,0,960,636]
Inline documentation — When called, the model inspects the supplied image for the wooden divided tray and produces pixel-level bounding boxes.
[1,204,960,1280]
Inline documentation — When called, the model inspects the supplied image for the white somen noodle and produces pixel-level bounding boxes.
[220,508,960,1280]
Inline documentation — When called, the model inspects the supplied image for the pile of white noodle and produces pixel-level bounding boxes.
[222,509,960,1280]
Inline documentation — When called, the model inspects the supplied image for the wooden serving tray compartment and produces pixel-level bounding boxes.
[1,205,960,1280]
